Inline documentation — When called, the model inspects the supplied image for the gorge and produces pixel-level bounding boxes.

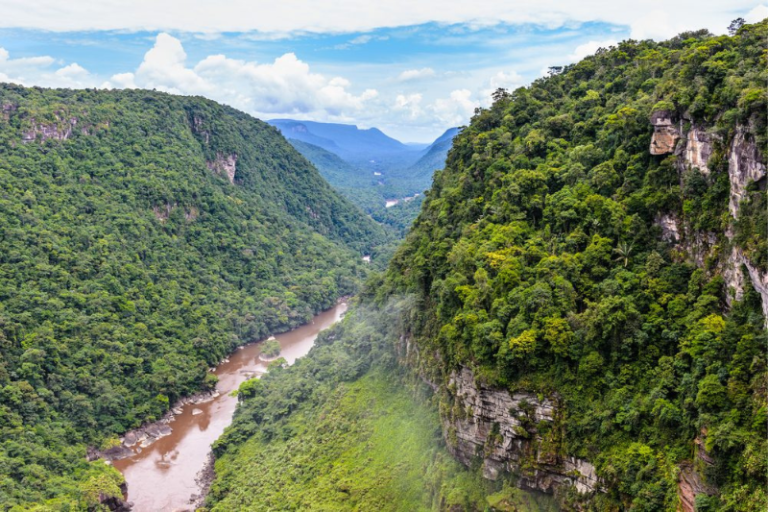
[0,16,766,512]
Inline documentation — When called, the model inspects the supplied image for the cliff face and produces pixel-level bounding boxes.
[443,368,600,496]
[651,110,768,321]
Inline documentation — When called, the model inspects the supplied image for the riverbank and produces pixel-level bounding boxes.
[107,302,348,511]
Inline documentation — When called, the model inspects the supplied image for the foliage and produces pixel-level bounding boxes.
[376,20,768,510]
[261,340,281,358]
[0,84,383,508]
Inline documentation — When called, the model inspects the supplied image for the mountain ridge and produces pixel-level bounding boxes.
[0,84,383,509]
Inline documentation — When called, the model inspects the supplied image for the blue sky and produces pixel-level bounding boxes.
[0,1,765,141]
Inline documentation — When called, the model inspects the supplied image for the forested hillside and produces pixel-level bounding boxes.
[0,85,383,509]
[208,19,767,512]
[208,301,557,511]
[289,139,426,235]
[375,19,767,510]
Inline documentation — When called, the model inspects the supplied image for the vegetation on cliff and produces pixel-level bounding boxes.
[0,85,383,509]
[371,19,767,510]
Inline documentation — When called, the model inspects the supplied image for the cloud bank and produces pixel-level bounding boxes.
[62,34,492,134]
[0,0,761,40]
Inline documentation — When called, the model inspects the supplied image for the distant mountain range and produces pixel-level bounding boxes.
[268,119,459,233]
[268,119,409,159]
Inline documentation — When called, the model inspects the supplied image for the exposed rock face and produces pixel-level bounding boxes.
[99,482,133,511]
[22,117,79,143]
[191,115,211,144]
[682,126,713,174]
[725,125,768,319]
[677,464,713,512]
[649,114,767,322]
[728,125,766,217]
[207,153,238,184]
[657,213,680,244]
[444,367,600,495]
[153,203,199,223]
[725,246,768,320]
[650,111,680,155]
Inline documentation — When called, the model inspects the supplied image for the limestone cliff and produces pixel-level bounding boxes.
[650,110,767,321]
[443,367,600,496]
[398,337,601,503]
[650,109,767,510]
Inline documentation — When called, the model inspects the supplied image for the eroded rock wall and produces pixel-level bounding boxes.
[443,367,600,496]
[650,111,767,321]
[207,153,238,184]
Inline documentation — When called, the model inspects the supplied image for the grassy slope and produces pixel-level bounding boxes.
[210,369,556,512]
[207,303,558,511]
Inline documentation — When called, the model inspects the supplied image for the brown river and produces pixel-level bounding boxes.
[113,302,348,511]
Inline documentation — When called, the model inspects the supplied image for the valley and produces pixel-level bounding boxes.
[0,14,765,512]
[269,119,458,234]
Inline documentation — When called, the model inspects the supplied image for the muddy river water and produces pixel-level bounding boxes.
[113,302,348,511]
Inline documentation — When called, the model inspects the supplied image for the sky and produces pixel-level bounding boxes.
[0,1,766,142]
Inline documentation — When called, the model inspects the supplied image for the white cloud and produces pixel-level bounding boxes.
[431,89,476,126]
[333,34,389,49]
[397,67,436,82]
[0,1,761,41]
[629,10,689,40]
[0,47,95,87]
[567,39,618,62]
[481,70,523,102]
[136,33,211,94]
[746,4,768,22]
[105,72,137,89]
[103,33,378,120]
[394,93,424,120]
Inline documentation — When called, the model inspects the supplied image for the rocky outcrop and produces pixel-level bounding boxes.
[207,153,238,184]
[677,428,716,512]
[677,464,713,512]
[22,117,79,143]
[444,367,600,495]
[649,113,767,321]
[657,213,680,244]
[97,482,132,511]
[153,203,199,223]
[724,245,768,320]
[724,125,768,319]
[650,111,680,155]
[682,126,713,174]
[191,115,211,144]
[728,125,766,217]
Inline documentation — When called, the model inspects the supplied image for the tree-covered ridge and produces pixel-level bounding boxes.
[0,84,382,509]
[289,139,427,238]
[376,20,767,510]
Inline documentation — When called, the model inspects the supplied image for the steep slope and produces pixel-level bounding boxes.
[377,21,767,510]
[402,127,460,184]
[0,84,383,509]
[288,139,372,190]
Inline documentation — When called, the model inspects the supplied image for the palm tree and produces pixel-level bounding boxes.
[614,242,633,268]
